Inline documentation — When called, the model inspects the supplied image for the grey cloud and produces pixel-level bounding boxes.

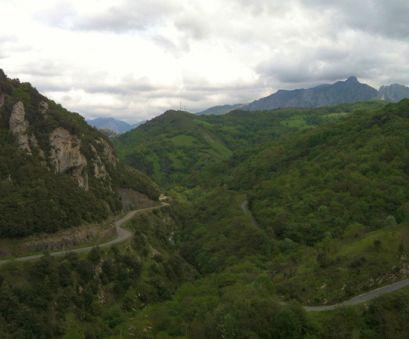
[72,0,177,32]
[231,0,295,15]
[302,0,409,40]
[255,37,397,88]
[174,16,209,40]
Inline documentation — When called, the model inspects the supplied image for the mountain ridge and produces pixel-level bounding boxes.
[199,76,409,115]
[87,117,144,134]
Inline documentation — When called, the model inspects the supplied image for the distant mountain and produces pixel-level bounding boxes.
[132,120,146,128]
[87,117,134,134]
[379,84,409,102]
[198,76,388,115]
[198,104,243,115]
[242,76,379,111]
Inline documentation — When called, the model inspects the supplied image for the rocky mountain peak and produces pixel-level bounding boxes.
[346,76,358,83]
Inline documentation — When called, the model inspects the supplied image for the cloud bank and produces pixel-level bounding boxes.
[0,0,408,122]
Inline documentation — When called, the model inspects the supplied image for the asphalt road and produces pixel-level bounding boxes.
[240,200,409,312]
[1,200,408,311]
[304,278,409,312]
[0,203,168,266]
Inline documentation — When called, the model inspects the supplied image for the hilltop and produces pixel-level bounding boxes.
[116,102,385,187]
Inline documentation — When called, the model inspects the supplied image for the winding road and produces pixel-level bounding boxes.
[0,203,168,266]
[304,278,409,312]
[1,199,408,312]
[240,200,409,312]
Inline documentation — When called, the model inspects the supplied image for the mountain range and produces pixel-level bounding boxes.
[198,76,409,115]
[87,117,145,134]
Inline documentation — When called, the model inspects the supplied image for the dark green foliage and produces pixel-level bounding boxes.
[0,70,159,237]
[234,100,409,244]
[0,206,194,337]
[0,139,109,237]
[179,188,272,273]
[115,102,385,187]
[111,99,409,337]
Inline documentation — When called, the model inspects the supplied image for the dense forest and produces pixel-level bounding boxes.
[112,99,409,337]
[115,101,385,187]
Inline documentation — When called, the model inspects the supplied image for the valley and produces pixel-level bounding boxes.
[3,1,409,337]
[0,70,409,338]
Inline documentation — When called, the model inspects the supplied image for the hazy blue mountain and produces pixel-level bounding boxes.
[242,76,379,111]
[379,84,409,102]
[132,120,146,128]
[87,117,134,134]
[198,77,380,115]
[198,104,244,115]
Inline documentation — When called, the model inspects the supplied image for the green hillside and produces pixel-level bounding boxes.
[114,110,233,186]
[115,102,384,187]
[232,100,409,245]
[108,100,409,337]
[0,70,159,237]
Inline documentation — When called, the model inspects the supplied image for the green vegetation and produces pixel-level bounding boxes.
[2,70,409,338]
[234,100,409,245]
[110,99,409,337]
[0,70,159,238]
[115,102,384,187]
[0,207,195,337]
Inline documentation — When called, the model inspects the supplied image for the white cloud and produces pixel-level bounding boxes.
[0,0,408,122]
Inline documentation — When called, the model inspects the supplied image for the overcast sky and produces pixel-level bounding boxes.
[1,0,409,122]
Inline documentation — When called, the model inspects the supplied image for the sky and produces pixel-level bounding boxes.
[1,0,409,123]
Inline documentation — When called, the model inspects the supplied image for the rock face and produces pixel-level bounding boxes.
[97,138,118,167]
[9,101,37,154]
[8,102,118,191]
[39,100,49,115]
[379,84,409,102]
[49,127,89,190]
[0,92,4,108]
[90,144,109,179]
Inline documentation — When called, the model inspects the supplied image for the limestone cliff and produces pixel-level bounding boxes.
[49,127,89,189]
[97,137,118,167]
[9,101,39,154]
[7,101,118,191]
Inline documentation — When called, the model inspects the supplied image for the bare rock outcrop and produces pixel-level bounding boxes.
[39,100,48,115]
[9,101,38,154]
[49,127,89,190]
[90,144,109,179]
[96,138,118,167]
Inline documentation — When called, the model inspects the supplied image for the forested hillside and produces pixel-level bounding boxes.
[109,99,409,337]
[232,100,409,244]
[0,70,159,237]
[115,102,384,187]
